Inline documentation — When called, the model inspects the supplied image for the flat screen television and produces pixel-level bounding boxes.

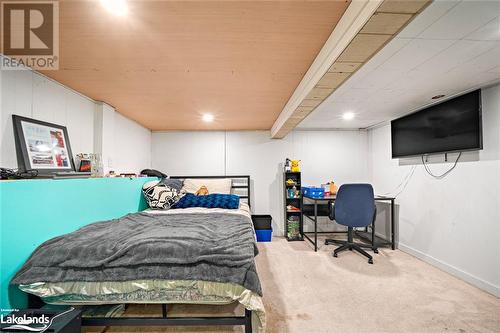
[391,90,482,158]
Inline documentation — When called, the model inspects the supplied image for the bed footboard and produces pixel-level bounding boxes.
[82,306,252,333]
[28,295,252,333]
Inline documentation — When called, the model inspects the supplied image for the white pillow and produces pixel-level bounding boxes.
[182,178,232,195]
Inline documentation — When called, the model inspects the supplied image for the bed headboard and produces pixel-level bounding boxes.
[169,175,251,207]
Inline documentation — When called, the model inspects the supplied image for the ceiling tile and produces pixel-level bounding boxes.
[397,0,460,38]
[458,45,500,73]
[419,0,500,40]
[307,87,334,100]
[488,65,500,74]
[465,16,500,41]
[329,62,362,73]
[334,88,375,102]
[315,72,350,89]
[352,68,405,90]
[360,13,413,35]
[362,37,412,71]
[415,40,497,74]
[378,38,456,71]
[300,99,322,108]
[376,0,431,14]
[337,34,392,63]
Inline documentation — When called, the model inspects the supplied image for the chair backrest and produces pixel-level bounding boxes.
[334,184,375,228]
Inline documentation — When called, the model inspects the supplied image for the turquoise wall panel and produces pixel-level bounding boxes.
[0,177,155,309]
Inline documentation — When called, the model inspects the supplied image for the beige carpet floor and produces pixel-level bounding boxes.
[84,236,500,333]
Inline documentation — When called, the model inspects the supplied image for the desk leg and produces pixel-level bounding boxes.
[314,202,318,252]
[300,196,304,239]
[391,199,395,250]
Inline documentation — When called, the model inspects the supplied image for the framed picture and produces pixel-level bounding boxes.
[12,115,76,174]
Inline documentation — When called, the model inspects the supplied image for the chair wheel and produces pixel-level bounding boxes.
[333,253,338,258]
[368,258,373,264]
[374,249,379,254]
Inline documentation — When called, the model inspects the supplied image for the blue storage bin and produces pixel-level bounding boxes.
[255,228,272,242]
[303,186,325,198]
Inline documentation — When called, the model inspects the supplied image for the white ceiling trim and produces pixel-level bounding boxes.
[270,0,383,138]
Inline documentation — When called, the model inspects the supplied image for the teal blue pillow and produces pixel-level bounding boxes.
[173,193,240,209]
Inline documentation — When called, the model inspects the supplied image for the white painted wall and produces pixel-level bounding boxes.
[367,84,500,297]
[1,69,95,168]
[151,130,369,235]
[152,131,226,176]
[112,111,151,174]
[0,64,151,174]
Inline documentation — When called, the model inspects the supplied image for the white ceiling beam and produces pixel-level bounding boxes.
[271,0,383,138]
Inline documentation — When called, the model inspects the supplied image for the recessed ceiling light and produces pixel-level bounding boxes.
[342,112,355,120]
[432,94,445,100]
[100,0,128,16]
[202,114,214,122]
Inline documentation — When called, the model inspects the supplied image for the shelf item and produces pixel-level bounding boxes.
[285,178,301,187]
[251,215,272,230]
[302,186,325,199]
[286,185,300,200]
[284,170,303,242]
[286,216,301,240]
[286,204,301,212]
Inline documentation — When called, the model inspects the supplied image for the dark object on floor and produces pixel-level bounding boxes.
[325,184,378,264]
[252,214,272,229]
[0,306,81,333]
[252,215,273,242]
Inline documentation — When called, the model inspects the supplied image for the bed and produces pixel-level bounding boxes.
[11,175,265,333]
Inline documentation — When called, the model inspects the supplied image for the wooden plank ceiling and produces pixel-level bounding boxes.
[271,0,432,138]
[40,0,351,131]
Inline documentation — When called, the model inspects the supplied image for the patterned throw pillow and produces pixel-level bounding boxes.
[142,181,185,209]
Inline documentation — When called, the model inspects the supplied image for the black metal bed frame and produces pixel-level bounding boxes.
[82,304,253,333]
[28,175,254,332]
[170,175,251,207]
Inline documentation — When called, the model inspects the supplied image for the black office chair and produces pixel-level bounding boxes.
[325,184,378,264]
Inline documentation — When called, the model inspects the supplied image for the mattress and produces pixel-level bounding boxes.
[15,203,265,332]
[20,279,265,331]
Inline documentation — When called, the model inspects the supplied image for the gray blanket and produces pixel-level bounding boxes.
[11,212,262,296]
